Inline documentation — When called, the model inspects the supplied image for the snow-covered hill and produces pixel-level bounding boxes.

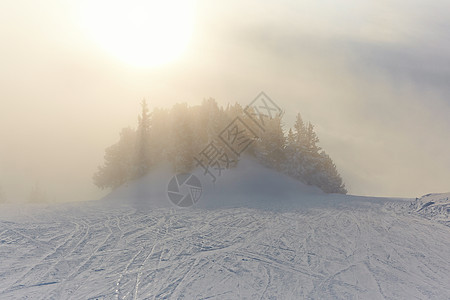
[102,157,388,211]
[0,160,449,299]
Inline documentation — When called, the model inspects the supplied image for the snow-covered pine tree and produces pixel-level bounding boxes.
[93,127,136,189]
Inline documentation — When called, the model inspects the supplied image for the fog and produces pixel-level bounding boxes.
[1,0,449,203]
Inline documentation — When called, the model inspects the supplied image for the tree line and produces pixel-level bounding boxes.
[94,99,347,194]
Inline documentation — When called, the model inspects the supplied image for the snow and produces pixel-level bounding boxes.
[412,193,450,225]
[102,157,387,211]
[1,159,449,299]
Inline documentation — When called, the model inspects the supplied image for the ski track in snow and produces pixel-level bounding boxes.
[0,200,450,299]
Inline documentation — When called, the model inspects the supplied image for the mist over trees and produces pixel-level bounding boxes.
[0,185,6,203]
[28,183,47,203]
[94,99,347,194]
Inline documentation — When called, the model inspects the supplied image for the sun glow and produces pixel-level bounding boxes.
[79,0,196,68]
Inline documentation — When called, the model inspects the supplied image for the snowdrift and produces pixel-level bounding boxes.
[101,157,389,210]
[409,193,450,226]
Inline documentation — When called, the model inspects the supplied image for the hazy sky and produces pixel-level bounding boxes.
[1,0,449,202]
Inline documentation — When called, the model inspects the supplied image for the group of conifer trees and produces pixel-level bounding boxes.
[93,99,347,194]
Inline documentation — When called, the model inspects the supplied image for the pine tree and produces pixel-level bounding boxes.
[169,103,195,172]
[302,122,322,185]
[256,116,286,170]
[149,108,170,162]
[282,128,296,176]
[202,98,223,142]
[281,114,346,193]
[289,113,308,181]
[293,113,307,145]
[305,122,321,154]
[315,151,347,194]
[287,128,295,145]
[133,99,152,178]
[226,102,244,120]
[93,127,136,189]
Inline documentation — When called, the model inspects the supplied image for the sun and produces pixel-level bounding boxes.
[78,0,196,68]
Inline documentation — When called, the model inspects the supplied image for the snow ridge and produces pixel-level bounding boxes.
[410,193,450,227]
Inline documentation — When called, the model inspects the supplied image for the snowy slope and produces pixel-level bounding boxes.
[411,193,450,227]
[1,160,450,299]
[102,157,387,211]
